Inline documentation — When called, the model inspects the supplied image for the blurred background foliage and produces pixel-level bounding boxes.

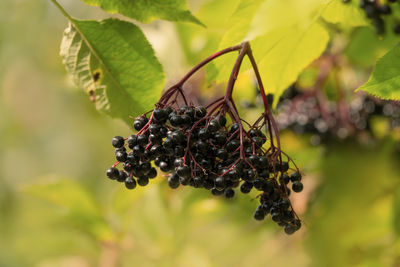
[1,0,400,266]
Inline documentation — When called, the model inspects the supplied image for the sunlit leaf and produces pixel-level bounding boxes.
[322,0,367,27]
[207,0,330,106]
[357,45,400,100]
[81,0,203,26]
[252,23,329,107]
[212,0,264,81]
[60,18,164,123]
[176,0,242,67]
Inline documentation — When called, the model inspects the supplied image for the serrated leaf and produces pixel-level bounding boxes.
[81,0,203,26]
[24,178,113,241]
[357,45,400,100]
[60,18,164,123]
[208,0,330,106]
[252,23,329,107]
[322,0,367,27]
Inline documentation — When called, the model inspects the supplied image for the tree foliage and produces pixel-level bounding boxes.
[52,0,400,121]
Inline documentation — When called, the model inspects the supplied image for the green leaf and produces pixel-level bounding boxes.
[24,178,114,241]
[357,45,400,100]
[81,0,203,26]
[60,18,164,123]
[252,23,329,107]
[207,0,330,106]
[322,0,367,28]
[211,0,264,82]
[250,0,330,107]
[346,27,399,67]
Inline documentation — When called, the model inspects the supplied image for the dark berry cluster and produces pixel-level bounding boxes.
[349,95,400,130]
[253,171,303,234]
[106,104,303,234]
[343,0,400,35]
[275,86,400,145]
[105,42,303,235]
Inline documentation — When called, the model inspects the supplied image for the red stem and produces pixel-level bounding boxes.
[245,49,278,152]
[224,42,249,101]
[176,44,243,88]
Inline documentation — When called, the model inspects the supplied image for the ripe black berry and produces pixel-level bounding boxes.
[224,188,235,198]
[284,225,296,235]
[132,145,144,156]
[168,173,180,188]
[149,124,160,133]
[137,135,148,146]
[117,170,128,182]
[106,167,119,180]
[112,136,125,148]
[115,151,128,162]
[211,188,224,196]
[215,176,226,190]
[127,135,137,148]
[290,172,301,182]
[137,176,149,186]
[193,176,203,188]
[218,115,227,127]
[240,182,253,193]
[133,117,148,131]
[292,181,303,192]
[148,168,157,178]
[153,108,167,121]
[160,161,171,172]
[208,119,220,132]
[125,177,137,189]
[176,165,190,178]
[195,106,207,118]
[254,207,266,221]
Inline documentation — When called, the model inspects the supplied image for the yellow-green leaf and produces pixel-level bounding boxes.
[322,0,367,27]
[81,0,203,26]
[252,23,329,107]
[212,0,264,81]
[357,45,400,100]
[208,0,331,106]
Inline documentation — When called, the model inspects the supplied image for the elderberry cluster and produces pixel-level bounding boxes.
[106,104,303,234]
[276,86,400,145]
[342,0,400,35]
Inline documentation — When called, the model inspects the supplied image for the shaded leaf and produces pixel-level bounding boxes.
[345,27,399,67]
[60,18,164,123]
[81,0,203,26]
[24,178,113,241]
[357,45,400,100]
